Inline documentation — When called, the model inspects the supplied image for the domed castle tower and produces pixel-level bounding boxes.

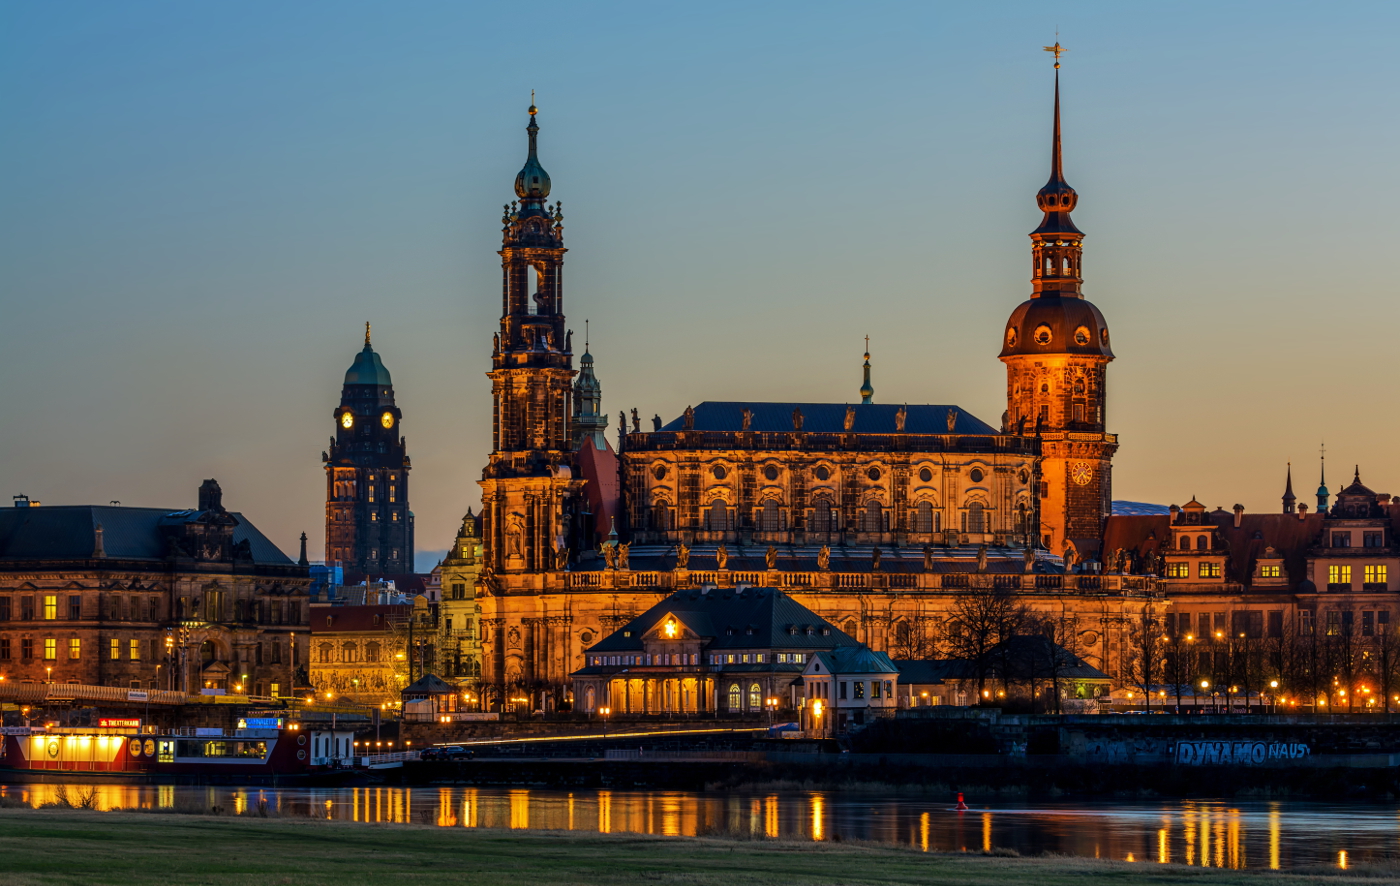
[999,49,1117,558]
[323,324,414,572]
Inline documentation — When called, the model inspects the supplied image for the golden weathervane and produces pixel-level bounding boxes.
[1044,41,1067,69]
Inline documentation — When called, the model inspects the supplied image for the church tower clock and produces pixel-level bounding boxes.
[323,325,414,573]
[999,50,1117,559]
[479,102,584,574]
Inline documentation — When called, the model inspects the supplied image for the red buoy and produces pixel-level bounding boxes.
[955,792,969,811]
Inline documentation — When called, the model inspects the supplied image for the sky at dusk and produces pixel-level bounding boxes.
[3,1,1399,569]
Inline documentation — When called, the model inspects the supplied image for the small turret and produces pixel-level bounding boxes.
[859,337,874,405]
[1282,462,1296,514]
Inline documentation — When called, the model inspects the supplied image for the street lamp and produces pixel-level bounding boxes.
[599,706,611,739]
[764,696,779,727]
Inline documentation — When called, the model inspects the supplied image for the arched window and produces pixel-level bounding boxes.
[584,686,596,713]
[1179,536,1190,550]
[861,501,884,533]
[844,619,859,639]
[727,684,742,711]
[915,501,934,534]
[748,683,762,710]
[652,502,671,531]
[810,497,834,533]
[706,500,730,531]
[895,621,911,645]
[967,502,986,534]
[1197,535,1210,551]
[760,499,782,532]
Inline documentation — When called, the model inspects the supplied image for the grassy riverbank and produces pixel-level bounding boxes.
[0,808,1397,886]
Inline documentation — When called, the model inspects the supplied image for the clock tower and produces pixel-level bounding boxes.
[323,324,414,574]
[999,55,1117,559]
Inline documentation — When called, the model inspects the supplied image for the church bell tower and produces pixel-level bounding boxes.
[999,48,1117,559]
[479,101,584,574]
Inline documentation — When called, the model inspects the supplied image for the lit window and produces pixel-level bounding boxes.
[43,638,57,660]
[1166,562,1189,578]
[1260,564,1281,578]
[371,511,378,522]
[130,639,141,660]
[43,595,56,620]
[1198,562,1221,578]
[69,638,81,660]
[1329,565,1353,586]
[1365,565,1387,585]
[110,638,120,660]
[389,486,396,503]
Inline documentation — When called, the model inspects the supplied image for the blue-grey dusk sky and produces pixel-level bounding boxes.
[3,1,1398,568]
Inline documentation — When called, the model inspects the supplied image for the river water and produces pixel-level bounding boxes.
[2,782,1393,871]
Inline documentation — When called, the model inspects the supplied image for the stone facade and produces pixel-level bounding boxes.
[0,481,309,697]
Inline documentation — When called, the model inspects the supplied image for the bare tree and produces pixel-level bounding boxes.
[1124,603,1164,712]
[889,615,940,661]
[1375,620,1400,713]
[946,587,1029,704]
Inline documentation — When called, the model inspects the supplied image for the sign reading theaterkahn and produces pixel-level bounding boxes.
[1174,741,1310,765]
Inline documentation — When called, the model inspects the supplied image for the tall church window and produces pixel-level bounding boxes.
[527,265,540,314]
[861,501,884,533]
[810,498,834,533]
[706,500,731,531]
[915,501,935,534]
[748,683,762,710]
[966,502,986,534]
[652,502,672,531]
[760,499,782,532]
[727,684,742,711]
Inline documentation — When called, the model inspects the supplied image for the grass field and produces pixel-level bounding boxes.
[0,808,1396,886]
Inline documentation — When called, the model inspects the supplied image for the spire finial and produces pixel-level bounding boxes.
[585,318,589,351]
[859,337,874,405]
[1043,40,1067,69]
[365,321,371,348]
[529,89,537,116]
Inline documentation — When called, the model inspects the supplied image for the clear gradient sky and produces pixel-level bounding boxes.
[3,2,1399,569]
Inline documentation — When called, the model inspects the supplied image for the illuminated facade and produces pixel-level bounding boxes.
[471,75,1149,711]
[323,326,414,573]
[0,481,308,697]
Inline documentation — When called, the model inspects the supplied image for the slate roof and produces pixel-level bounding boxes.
[810,646,899,676]
[0,506,294,566]
[658,402,999,436]
[894,635,1108,684]
[312,604,409,634]
[585,586,860,654]
[402,674,455,696]
[1103,512,1325,587]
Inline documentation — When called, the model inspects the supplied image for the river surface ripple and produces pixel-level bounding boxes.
[3,782,1395,871]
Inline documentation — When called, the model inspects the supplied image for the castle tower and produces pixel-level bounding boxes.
[479,101,584,574]
[323,324,413,573]
[999,52,1117,557]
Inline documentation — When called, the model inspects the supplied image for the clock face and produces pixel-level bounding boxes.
[340,413,354,429]
[381,412,394,429]
[1070,462,1093,486]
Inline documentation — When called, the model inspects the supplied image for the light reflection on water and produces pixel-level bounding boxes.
[0,782,1393,871]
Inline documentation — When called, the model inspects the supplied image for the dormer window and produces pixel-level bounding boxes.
[623,631,632,638]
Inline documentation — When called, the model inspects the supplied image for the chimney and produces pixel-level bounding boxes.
[1298,503,1309,521]
[298,532,309,568]
[1169,504,1180,523]
[198,479,223,512]
[92,523,105,558]
[1233,504,1244,528]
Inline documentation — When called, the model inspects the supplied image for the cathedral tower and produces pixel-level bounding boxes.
[999,51,1117,557]
[324,324,414,572]
[479,102,584,574]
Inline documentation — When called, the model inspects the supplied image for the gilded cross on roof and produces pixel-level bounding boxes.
[1044,41,1067,68]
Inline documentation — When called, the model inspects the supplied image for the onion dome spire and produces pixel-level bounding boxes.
[859,336,874,404]
[1316,444,1330,513]
[1030,47,1084,298]
[514,93,551,203]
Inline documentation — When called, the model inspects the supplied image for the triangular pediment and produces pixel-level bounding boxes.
[653,612,692,640]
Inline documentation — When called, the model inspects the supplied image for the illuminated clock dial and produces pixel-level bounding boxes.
[381,412,395,429]
[1070,462,1092,486]
[340,413,354,429]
